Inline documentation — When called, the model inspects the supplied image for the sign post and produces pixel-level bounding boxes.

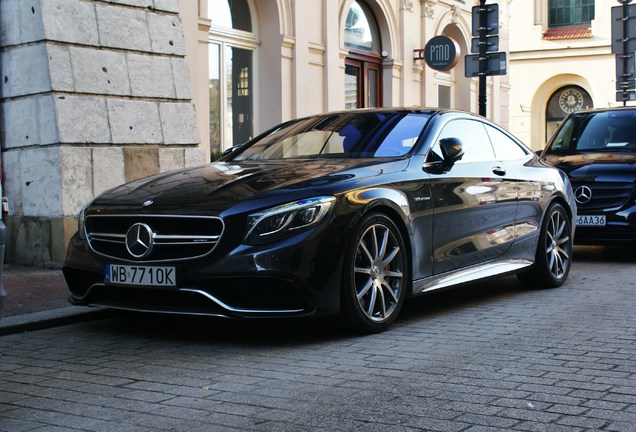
[612,0,636,105]
[478,0,488,117]
[465,0,506,117]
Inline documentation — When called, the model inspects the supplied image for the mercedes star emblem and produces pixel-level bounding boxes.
[574,185,592,205]
[125,223,154,258]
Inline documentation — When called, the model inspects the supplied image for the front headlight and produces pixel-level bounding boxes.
[244,196,336,245]
[77,202,91,240]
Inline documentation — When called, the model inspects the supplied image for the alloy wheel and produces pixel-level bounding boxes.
[545,208,571,280]
[353,223,404,323]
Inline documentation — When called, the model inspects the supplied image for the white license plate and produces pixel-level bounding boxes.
[105,264,176,287]
[576,215,606,227]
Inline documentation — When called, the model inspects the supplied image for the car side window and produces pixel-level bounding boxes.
[431,119,495,163]
[375,114,429,157]
[484,124,529,161]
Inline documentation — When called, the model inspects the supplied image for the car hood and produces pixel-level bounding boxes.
[542,152,636,182]
[92,158,410,214]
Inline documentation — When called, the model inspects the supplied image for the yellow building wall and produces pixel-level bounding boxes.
[509,0,621,151]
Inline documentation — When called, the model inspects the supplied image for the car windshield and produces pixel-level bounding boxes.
[232,112,431,160]
[546,110,636,154]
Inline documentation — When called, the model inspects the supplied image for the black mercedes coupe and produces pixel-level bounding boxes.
[64,108,576,332]
[541,107,636,245]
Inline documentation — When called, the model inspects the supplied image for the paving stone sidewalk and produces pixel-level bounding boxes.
[0,246,635,431]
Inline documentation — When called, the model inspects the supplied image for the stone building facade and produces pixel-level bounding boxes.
[1,0,205,266]
[1,0,511,267]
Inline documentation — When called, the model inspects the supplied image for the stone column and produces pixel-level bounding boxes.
[0,0,205,267]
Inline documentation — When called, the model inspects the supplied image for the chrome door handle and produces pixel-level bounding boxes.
[492,166,506,176]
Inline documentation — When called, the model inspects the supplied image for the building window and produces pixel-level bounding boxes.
[548,0,594,28]
[437,84,451,109]
[210,0,251,31]
[344,1,383,109]
[208,0,256,155]
[345,1,381,53]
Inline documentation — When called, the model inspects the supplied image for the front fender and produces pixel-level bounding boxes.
[344,185,409,217]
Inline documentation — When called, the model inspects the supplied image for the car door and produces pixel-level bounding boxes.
[483,122,539,247]
[426,119,518,274]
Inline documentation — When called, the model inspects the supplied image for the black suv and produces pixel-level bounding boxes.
[541,107,636,244]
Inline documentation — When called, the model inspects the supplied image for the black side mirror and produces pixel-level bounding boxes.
[439,137,464,164]
[222,147,235,156]
[222,142,248,157]
[423,137,464,174]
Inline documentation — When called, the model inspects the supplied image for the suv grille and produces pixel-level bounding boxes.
[85,215,224,262]
[574,182,634,212]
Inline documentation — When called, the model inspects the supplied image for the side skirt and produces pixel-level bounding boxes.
[412,259,533,296]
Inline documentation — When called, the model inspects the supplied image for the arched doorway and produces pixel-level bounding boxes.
[545,85,593,140]
[208,0,258,154]
[344,0,383,109]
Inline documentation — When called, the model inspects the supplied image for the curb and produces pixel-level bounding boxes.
[0,307,113,336]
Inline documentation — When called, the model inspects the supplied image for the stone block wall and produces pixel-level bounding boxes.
[0,0,205,267]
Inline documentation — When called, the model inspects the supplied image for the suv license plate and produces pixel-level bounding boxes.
[576,215,606,227]
[105,264,176,287]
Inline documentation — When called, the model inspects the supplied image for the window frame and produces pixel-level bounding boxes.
[208,0,259,154]
[547,0,595,28]
[344,0,384,109]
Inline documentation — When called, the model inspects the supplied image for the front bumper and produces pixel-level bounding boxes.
[63,221,349,319]
[574,204,636,245]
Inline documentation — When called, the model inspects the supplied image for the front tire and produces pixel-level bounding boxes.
[341,213,408,333]
[518,202,572,289]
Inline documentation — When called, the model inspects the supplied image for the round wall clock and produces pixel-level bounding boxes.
[559,88,584,114]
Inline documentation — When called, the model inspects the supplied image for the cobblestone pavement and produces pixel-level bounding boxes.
[1,246,635,432]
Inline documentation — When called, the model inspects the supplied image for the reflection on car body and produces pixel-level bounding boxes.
[541,107,636,245]
[0,154,6,319]
[64,108,576,333]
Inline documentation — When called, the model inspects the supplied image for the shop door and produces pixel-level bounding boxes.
[345,53,382,109]
[231,47,253,145]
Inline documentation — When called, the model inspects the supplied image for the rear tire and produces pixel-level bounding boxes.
[518,202,572,289]
[341,213,408,333]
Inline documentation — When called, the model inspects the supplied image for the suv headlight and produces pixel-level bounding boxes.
[244,196,335,245]
[77,202,91,240]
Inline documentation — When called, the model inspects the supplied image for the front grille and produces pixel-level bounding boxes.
[574,181,635,212]
[575,225,636,244]
[85,215,224,262]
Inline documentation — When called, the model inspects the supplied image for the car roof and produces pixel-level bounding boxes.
[566,106,636,116]
[291,108,492,128]
[301,107,478,117]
